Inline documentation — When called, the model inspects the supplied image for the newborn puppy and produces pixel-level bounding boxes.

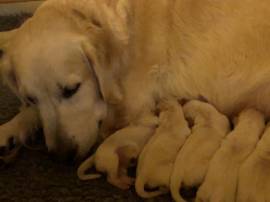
[77,123,157,190]
[135,99,191,198]
[170,100,230,202]
[196,109,265,202]
[237,123,270,202]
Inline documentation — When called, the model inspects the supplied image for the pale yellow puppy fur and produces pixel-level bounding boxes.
[237,123,270,202]
[170,100,230,202]
[135,99,190,198]
[77,124,157,190]
[196,109,265,202]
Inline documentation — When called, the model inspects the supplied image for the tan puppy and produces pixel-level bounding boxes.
[196,109,265,202]
[77,123,157,190]
[170,100,230,202]
[237,123,270,202]
[135,99,190,198]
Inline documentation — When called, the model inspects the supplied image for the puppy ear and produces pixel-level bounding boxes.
[81,42,123,104]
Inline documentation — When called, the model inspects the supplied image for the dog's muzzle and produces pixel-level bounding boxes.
[48,136,79,164]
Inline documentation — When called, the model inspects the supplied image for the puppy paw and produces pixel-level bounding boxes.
[120,175,135,186]
[0,125,19,157]
[0,134,21,164]
[108,176,134,190]
[0,119,29,163]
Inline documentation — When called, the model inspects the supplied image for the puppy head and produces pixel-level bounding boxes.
[0,0,129,160]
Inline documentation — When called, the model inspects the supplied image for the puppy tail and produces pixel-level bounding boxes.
[170,167,186,202]
[135,176,167,198]
[77,155,102,180]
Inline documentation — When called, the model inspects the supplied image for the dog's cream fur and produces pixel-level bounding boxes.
[170,100,230,202]
[1,0,270,199]
[196,109,265,202]
[135,99,190,198]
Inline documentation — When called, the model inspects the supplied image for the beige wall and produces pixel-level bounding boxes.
[0,1,43,15]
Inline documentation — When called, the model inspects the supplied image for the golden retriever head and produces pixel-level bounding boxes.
[0,0,129,160]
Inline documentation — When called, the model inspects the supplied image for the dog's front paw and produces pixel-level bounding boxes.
[0,121,24,163]
[108,175,134,190]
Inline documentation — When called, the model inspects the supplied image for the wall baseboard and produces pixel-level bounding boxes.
[0,1,43,15]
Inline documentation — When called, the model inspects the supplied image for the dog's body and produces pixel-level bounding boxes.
[196,109,265,202]
[120,0,270,120]
[135,99,190,198]
[1,0,270,158]
[170,100,230,202]
[1,1,270,199]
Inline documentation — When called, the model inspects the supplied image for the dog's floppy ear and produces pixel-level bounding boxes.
[71,0,130,44]
[98,0,130,43]
[81,41,123,104]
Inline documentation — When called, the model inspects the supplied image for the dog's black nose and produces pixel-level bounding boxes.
[48,145,78,164]
[65,147,78,164]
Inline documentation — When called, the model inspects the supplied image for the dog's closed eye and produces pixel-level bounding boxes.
[0,49,4,59]
[26,95,38,105]
[62,83,81,99]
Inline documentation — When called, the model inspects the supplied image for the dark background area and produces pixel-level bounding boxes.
[0,14,174,202]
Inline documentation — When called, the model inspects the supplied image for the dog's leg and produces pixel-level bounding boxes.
[237,123,270,202]
[196,109,265,202]
[0,106,40,159]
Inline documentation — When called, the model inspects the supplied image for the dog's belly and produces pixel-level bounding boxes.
[163,0,270,117]
[166,64,270,117]
[129,0,270,119]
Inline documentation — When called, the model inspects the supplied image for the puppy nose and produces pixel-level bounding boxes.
[49,145,78,164]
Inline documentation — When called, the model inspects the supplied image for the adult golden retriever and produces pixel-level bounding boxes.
[0,0,270,162]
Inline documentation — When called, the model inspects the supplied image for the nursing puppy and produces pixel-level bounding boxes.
[135,99,190,198]
[170,100,230,202]
[196,109,265,202]
[77,122,157,190]
[237,123,270,202]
